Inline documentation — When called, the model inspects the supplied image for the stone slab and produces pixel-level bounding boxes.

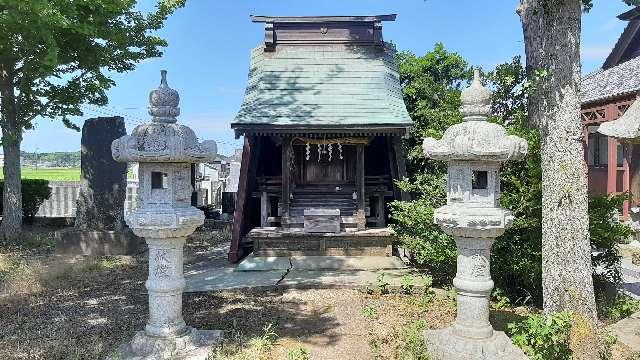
[108,328,222,360]
[236,255,406,271]
[54,229,144,256]
[236,255,292,271]
[424,327,527,360]
[292,255,406,270]
[278,269,411,289]
[184,266,287,292]
[184,263,414,293]
[608,311,640,352]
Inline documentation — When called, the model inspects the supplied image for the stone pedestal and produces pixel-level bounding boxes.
[111,235,221,359]
[424,327,527,360]
[423,237,527,360]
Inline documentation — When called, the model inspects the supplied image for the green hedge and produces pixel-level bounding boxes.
[0,179,52,224]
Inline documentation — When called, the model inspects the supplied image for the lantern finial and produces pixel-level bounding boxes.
[460,68,491,121]
[149,70,180,123]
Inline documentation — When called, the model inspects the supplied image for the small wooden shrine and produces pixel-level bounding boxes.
[228,15,412,262]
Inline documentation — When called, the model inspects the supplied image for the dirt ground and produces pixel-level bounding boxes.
[0,226,635,359]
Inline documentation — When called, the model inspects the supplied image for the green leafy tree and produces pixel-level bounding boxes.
[0,0,185,236]
[391,44,471,281]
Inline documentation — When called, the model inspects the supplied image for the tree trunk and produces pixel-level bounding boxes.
[518,0,597,322]
[0,59,22,237]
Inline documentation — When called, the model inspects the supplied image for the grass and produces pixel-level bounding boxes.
[362,304,378,320]
[0,166,81,181]
[209,323,279,360]
[2,226,639,359]
[0,166,135,180]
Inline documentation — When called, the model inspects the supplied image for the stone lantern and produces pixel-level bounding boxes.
[421,70,528,360]
[110,70,220,359]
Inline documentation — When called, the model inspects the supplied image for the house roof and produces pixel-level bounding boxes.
[582,6,640,105]
[582,56,640,105]
[231,15,412,135]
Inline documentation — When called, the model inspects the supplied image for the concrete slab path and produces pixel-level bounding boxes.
[184,243,415,293]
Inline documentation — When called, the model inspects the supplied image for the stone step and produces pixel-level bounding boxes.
[286,215,358,224]
[290,200,366,206]
[237,255,407,271]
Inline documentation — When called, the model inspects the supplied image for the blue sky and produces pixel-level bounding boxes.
[21,0,632,156]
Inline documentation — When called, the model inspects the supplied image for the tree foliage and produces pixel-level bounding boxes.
[390,44,471,281]
[0,0,186,131]
[0,0,184,234]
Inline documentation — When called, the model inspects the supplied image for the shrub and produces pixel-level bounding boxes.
[287,347,310,360]
[0,179,51,224]
[395,319,429,360]
[590,194,633,285]
[597,292,640,321]
[401,274,415,294]
[362,304,378,320]
[390,197,456,282]
[250,323,278,353]
[509,311,617,360]
[508,311,573,360]
[376,272,390,294]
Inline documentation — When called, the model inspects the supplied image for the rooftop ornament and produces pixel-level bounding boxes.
[421,69,528,360]
[109,71,220,359]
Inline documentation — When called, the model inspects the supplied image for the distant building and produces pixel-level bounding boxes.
[193,150,243,211]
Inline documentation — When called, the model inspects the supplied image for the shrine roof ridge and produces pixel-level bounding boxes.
[250,14,397,23]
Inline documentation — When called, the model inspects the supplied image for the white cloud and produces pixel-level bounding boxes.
[582,45,611,60]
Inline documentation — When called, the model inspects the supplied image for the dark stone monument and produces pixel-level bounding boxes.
[75,116,128,230]
[56,117,142,256]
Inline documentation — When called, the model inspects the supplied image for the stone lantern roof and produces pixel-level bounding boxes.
[111,70,217,163]
[598,93,640,143]
[422,70,528,162]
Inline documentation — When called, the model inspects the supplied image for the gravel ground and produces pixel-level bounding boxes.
[0,227,634,359]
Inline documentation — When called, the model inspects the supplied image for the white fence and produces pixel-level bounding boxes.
[125,179,139,214]
[36,181,82,217]
[36,180,140,218]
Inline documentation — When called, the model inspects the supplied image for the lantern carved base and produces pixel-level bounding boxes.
[110,327,222,360]
[423,327,527,360]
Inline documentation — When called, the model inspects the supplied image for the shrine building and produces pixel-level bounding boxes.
[228,15,412,262]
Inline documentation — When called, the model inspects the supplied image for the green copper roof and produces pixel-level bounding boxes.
[232,43,413,130]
